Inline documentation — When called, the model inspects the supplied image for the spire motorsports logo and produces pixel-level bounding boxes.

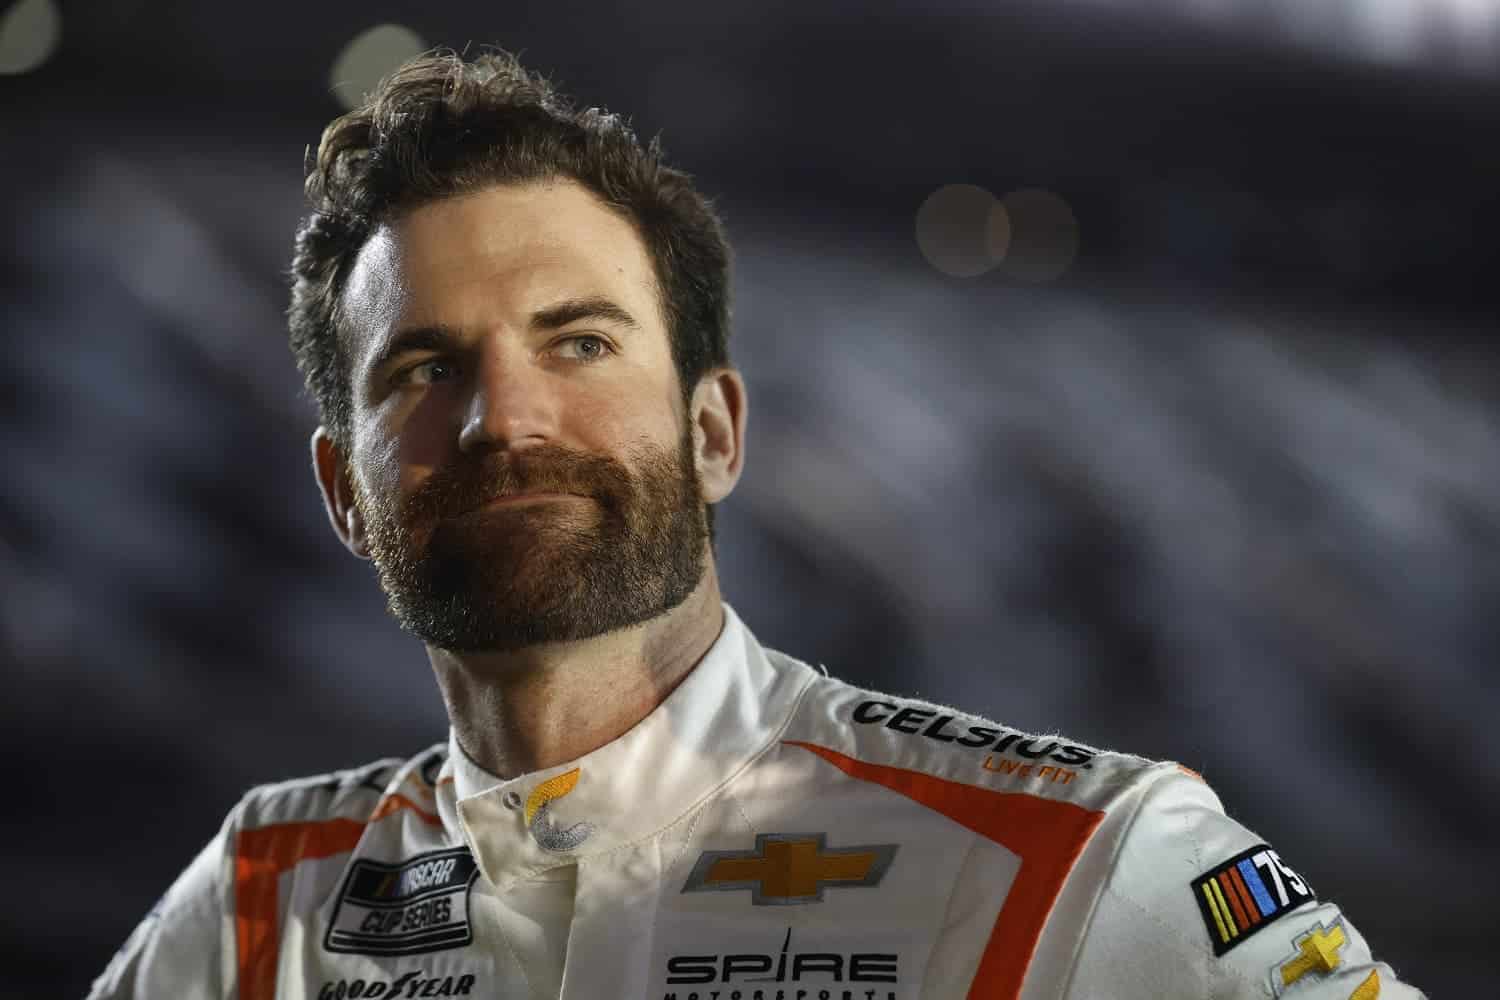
[662,927,900,1000]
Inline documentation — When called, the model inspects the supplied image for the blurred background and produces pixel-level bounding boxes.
[3,0,1497,995]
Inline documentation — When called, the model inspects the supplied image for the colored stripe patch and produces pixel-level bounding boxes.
[1191,844,1316,956]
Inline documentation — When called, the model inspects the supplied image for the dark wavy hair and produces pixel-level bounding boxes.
[288,47,734,537]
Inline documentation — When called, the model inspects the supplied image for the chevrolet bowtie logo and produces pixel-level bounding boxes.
[1275,920,1348,993]
[681,833,899,905]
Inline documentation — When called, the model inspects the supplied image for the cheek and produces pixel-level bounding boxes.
[351,428,412,504]
[592,410,679,464]
[587,375,680,441]
[363,406,456,492]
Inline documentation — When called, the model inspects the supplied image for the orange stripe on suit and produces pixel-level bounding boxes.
[785,740,1105,1000]
[233,796,440,1000]
[234,819,364,1000]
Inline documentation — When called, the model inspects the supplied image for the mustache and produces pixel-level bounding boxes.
[400,444,628,521]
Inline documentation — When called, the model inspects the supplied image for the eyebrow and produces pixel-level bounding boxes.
[364,295,643,381]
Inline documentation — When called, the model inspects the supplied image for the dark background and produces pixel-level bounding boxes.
[4,1,1497,996]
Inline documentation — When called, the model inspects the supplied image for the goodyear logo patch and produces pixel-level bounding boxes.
[1192,844,1315,956]
[325,847,478,956]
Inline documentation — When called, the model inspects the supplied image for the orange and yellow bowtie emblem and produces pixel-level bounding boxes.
[682,833,898,905]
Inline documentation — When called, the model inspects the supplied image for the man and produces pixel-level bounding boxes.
[91,48,1422,1000]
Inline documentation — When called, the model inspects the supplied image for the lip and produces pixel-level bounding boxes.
[467,492,584,512]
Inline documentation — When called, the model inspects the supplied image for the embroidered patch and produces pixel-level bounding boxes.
[1191,844,1315,956]
[682,833,899,905]
[325,847,478,955]
[524,767,594,852]
[1271,918,1347,995]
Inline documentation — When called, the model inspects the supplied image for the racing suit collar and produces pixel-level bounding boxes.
[437,601,817,890]
[447,725,507,802]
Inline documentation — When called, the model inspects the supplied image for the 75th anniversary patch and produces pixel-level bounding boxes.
[1192,844,1316,956]
[325,847,479,956]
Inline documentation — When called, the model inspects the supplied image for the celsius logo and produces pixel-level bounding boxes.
[663,928,898,1000]
[851,700,1097,768]
[524,767,594,852]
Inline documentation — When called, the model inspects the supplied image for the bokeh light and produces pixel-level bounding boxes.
[985,197,1013,266]
[0,0,61,76]
[915,184,1003,278]
[998,187,1080,283]
[329,23,427,111]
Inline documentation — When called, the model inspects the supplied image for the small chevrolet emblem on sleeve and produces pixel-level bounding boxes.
[681,833,899,905]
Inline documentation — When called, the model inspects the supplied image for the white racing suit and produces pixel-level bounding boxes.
[90,601,1424,999]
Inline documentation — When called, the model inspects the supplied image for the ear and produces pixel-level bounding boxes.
[311,426,371,560]
[690,366,748,505]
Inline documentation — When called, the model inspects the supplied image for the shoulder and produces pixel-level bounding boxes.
[767,662,1428,996]
[137,743,450,898]
[775,660,1183,815]
[88,747,447,999]
[1065,764,1428,998]
[232,744,447,833]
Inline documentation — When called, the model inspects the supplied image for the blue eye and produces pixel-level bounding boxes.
[561,334,613,363]
[400,359,458,385]
[392,335,611,388]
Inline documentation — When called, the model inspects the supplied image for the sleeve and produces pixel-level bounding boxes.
[1067,768,1426,999]
[86,824,236,1000]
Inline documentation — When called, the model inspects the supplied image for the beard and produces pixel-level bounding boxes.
[353,415,708,653]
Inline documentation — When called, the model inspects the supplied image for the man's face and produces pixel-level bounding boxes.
[337,180,708,653]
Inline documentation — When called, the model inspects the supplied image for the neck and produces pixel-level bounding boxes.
[430,568,726,780]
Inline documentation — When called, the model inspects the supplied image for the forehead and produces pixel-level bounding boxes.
[341,179,663,354]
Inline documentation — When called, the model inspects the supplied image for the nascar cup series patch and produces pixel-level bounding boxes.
[1191,844,1315,956]
[325,847,478,956]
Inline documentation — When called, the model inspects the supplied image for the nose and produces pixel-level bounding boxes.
[457,339,559,453]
